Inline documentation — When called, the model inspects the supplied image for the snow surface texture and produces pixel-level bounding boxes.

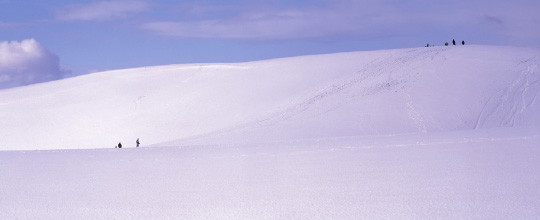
[1,45,540,219]
[1,128,539,219]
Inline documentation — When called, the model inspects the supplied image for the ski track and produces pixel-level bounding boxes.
[130,95,146,116]
[503,56,540,126]
[475,54,540,129]
[401,92,428,133]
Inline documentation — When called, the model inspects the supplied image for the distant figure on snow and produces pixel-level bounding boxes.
[445,42,449,46]
[136,138,140,147]
[453,39,456,45]
[462,40,465,45]
[118,142,122,149]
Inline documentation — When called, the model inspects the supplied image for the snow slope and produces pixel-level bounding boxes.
[1,45,540,219]
[1,45,539,150]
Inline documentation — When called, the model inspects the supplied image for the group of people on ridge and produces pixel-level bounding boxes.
[116,138,140,148]
[426,39,465,47]
[447,39,465,46]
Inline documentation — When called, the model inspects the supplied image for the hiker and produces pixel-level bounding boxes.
[453,39,456,45]
[136,138,140,147]
[462,40,465,45]
[118,142,122,148]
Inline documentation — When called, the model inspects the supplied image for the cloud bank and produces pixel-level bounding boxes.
[0,39,69,89]
[56,0,148,21]
[139,0,540,42]
[140,5,372,40]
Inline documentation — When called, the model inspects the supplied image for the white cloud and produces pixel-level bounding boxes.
[140,0,540,43]
[138,1,423,40]
[140,7,363,40]
[56,0,148,21]
[0,39,69,89]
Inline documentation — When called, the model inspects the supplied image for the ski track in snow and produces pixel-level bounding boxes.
[129,95,146,116]
[401,92,428,133]
[475,54,540,129]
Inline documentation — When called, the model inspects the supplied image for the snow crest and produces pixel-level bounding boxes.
[1,45,540,150]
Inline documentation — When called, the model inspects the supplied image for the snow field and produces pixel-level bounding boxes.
[1,127,539,219]
[1,46,539,150]
[1,45,540,219]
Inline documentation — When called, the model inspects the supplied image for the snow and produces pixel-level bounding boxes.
[1,127,539,219]
[1,45,540,219]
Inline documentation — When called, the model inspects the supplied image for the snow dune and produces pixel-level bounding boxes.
[1,127,539,219]
[1,45,539,150]
[1,45,540,219]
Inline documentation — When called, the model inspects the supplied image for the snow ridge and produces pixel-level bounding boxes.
[2,46,540,220]
[1,45,540,150]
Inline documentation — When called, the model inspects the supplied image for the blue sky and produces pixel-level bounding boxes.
[1,0,539,88]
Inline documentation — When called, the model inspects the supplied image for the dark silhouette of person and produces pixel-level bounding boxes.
[462,40,465,45]
[136,138,140,147]
[118,142,122,148]
[453,39,456,45]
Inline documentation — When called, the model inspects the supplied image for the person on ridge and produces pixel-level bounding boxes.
[136,138,140,148]
[118,142,122,149]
